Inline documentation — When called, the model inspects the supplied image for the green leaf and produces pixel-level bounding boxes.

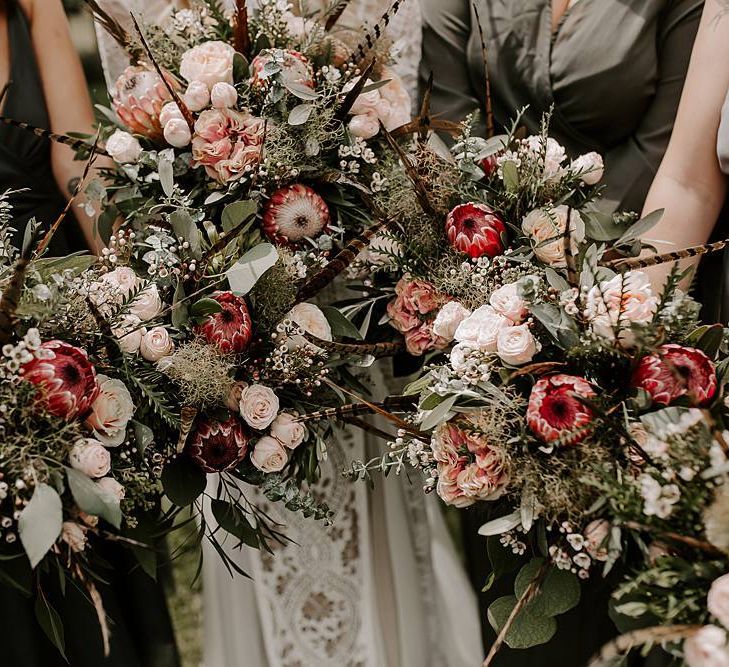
[543,267,569,292]
[132,420,154,454]
[617,209,663,245]
[283,82,320,100]
[478,511,521,537]
[159,155,174,198]
[18,484,62,569]
[66,468,122,529]
[487,535,524,581]
[514,558,581,617]
[501,161,519,191]
[320,306,362,340]
[687,324,724,359]
[161,456,207,507]
[210,499,258,548]
[288,104,314,126]
[233,52,250,81]
[190,297,224,319]
[487,596,557,649]
[530,303,579,348]
[35,588,66,660]
[170,210,201,257]
[582,209,625,241]
[226,243,279,295]
[171,280,189,329]
[221,200,258,232]
[420,393,458,431]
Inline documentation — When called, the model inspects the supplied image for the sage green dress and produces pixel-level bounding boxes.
[421,0,703,213]
[421,1,702,664]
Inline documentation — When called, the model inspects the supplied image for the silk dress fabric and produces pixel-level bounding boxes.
[95,2,483,666]
[420,0,703,214]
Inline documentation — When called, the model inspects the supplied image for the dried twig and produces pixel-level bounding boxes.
[472,3,495,138]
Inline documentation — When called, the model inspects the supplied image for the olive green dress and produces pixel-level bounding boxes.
[421,0,703,213]
[421,1,703,664]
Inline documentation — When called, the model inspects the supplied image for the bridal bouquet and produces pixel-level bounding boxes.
[343,116,729,660]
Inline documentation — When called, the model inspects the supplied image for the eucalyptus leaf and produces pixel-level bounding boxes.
[288,104,314,126]
[320,306,362,340]
[530,303,579,348]
[478,511,521,537]
[225,243,279,295]
[487,596,557,649]
[132,420,154,454]
[514,558,581,617]
[67,468,122,529]
[284,82,320,100]
[617,209,663,245]
[35,590,66,660]
[171,280,189,329]
[18,484,62,568]
[190,297,224,319]
[582,209,626,241]
[544,267,569,292]
[170,209,201,257]
[420,393,458,431]
[159,155,174,198]
[502,161,519,191]
[221,200,258,232]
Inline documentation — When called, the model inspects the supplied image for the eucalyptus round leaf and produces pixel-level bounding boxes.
[487,595,557,649]
[514,558,581,617]
[18,483,63,568]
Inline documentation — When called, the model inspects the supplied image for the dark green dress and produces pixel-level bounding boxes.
[421,1,702,663]
[0,3,180,665]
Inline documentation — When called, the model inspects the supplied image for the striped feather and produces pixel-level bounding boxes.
[0,247,33,345]
[324,0,353,31]
[297,395,417,424]
[588,625,701,667]
[0,116,109,156]
[417,71,434,143]
[302,332,405,357]
[563,205,578,285]
[177,406,198,453]
[390,117,462,139]
[83,0,133,53]
[471,3,495,138]
[335,58,376,122]
[606,238,729,272]
[352,0,406,63]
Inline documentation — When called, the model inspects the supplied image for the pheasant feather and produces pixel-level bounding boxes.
[606,238,729,272]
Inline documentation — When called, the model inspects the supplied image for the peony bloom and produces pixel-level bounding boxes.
[238,384,279,430]
[684,626,729,667]
[85,375,135,447]
[112,65,175,140]
[395,275,442,315]
[69,438,111,478]
[187,416,250,473]
[445,202,507,259]
[496,324,540,366]
[525,136,567,183]
[180,40,235,89]
[584,519,610,561]
[250,49,314,90]
[490,282,528,324]
[345,67,411,139]
[140,327,175,362]
[708,574,729,629]
[632,344,718,407]
[454,305,512,353]
[584,271,659,345]
[105,129,142,164]
[571,151,604,185]
[270,413,307,449]
[100,266,140,298]
[432,301,472,342]
[21,341,98,420]
[387,295,421,334]
[61,522,87,553]
[522,205,584,267]
[191,108,264,183]
[262,184,330,244]
[210,82,238,109]
[195,291,253,354]
[250,436,289,473]
[129,284,163,322]
[96,476,125,501]
[527,374,596,445]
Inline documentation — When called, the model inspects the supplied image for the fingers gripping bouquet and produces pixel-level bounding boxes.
[345,113,729,660]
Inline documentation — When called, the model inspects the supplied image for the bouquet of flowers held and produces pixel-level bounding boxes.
[341,112,729,664]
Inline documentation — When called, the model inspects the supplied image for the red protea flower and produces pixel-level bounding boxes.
[632,344,718,407]
[250,49,315,90]
[527,374,596,445]
[112,65,177,140]
[187,416,250,473]
[445,202,507,259]
[262,184,330,244]
[194,292,253,354]
[21,341,98,420]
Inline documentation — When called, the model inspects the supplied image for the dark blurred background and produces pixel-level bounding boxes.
[62,0,108,103]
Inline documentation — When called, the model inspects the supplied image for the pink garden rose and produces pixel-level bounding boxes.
[85,375,135,447]
[250,436,288,473]
[404,323,449,356]
[180,41,235,89]
[346,67,411,139]
[69,438,111,478]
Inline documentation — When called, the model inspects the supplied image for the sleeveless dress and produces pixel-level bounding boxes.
[0,4,180,665]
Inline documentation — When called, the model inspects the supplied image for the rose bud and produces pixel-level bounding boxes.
[183,80,211,112]
[262,184,330,245]
[159,101,185,128]
[238,384,279,430]
[96,476,125,501]
[105,129,142,164]
[445,202,506,259]
[69,438,111,478]
[164,118,193,148]
[526,374,596,445]
[270,413,307,449]
[631,344,718,407]
[194,291,253,354]
[140,327,175,362]
[210,82,238,109]
[180,41,236,89]
[85,375,135,447]
[21,340,98,420]
[187,416,250,473]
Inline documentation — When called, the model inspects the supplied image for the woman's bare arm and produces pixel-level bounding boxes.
[641,0,729,286]
[23,0,104,253]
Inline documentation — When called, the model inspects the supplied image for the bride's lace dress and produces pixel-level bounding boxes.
[94,3,481,665]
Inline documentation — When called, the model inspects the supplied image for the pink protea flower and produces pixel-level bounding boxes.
[445,202,507,259]
[187,416,250,473]
[21,341,98,420]
[250,49,315,90]
[194,292,253,354]
[527,374,596,445]
[262,184,330,244]
[191,108,264,183]
[632,344,718,407]
[112,65,177,140]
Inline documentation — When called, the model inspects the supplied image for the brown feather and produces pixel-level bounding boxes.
[233,0,252,57]
[0,116,109,157]
[351,0,406,63]
[324,0,353,31]
[297,395,417,424]
[0,248,34,346]
[177,406,199,453]
[335,58,376,122]
[417,71,434,143]
[390,117,462,139]
[563,205,578,286]
[83,0,134,53]
[343,415,395,441]
[471,3,495,139]
[302,332,405,357]
[606,238,729,272]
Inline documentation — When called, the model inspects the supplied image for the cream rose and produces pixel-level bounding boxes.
[85,375,135,446]
[69,438,111,478]
[183,80,210,112]
[709,574,729,629]
[432,301,472,342]
[61,522,87,553]
[130,284,163,321]
[164,118,192,148]
[96,476,125,501]
[101,266,139,297]
[521,206,585,267]
[496,324,540,366]
[454,305,512,353]
[684,626,729,667]
[250,436,288,473]
[140,327,175,362]
[112,314,145,354]
[584,271,659,345]
[270,413,307,449]
[571,152,604,186]
[210,82,238,109]
[106,129,142,164]
[490,282,528,323]
[180,41,235,88]
[239,384,279,430]
[287,302,332,347]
